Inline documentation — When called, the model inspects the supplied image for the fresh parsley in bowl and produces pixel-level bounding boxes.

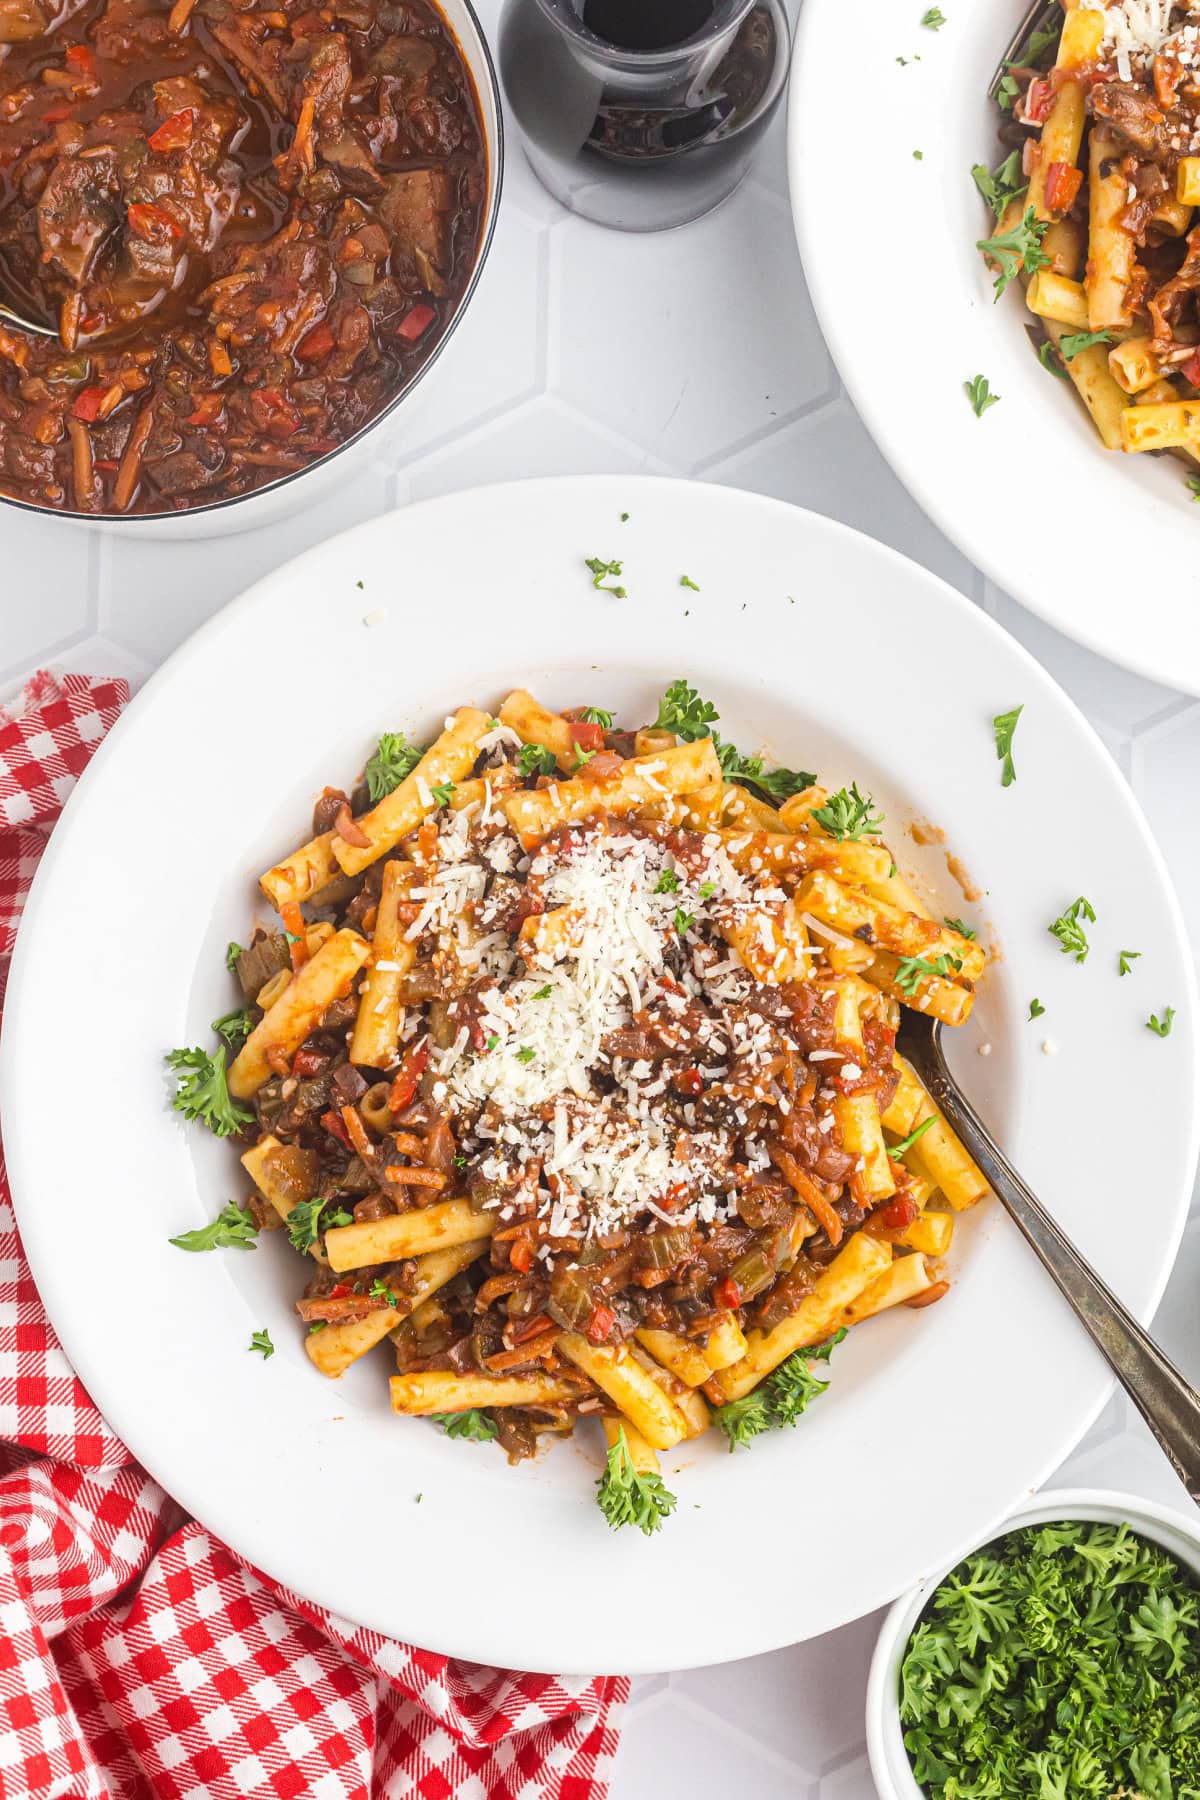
[866,1489,1200,1800]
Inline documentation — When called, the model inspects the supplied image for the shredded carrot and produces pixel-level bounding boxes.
[389,1130,426,1159]
[486,1332,558,1372]
[339,1104,375,1164]
[383,1166,446,1188]
[208,337,232,378]
[771,1144,844,1247]
[113,401,155,512]
[906,1279,949,1310]
[512,1312,555,1344]
[280,900,307,969]
[167,0,198,32]
[474,1273,521,1310]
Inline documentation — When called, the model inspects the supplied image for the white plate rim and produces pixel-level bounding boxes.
[786,3,1200,696]
[2,474,1196,1673]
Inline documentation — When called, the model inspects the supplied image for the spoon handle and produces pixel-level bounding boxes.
[918,1041,1200,1505]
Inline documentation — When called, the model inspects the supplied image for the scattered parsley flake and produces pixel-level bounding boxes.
[699,880,717,899]
[655,869,680,894]
[894,953,963,996]
[1049,895,1096,963]
[516,1046,536,1064]
[287,1197,352,1255]
[430,780,456,807]
[517,742,556,778]
[971,149,1026,220]
[1038,338,1068,379]
[680,575,700,591]
[579,706,613,727]
[225,940,244,972]
[433,1409,498,1443]
[966,374,1000,416]
[1147,1007,1176,1037]
[166,1045,252,1139]
[369,1278,398,1307]
[811,783,884,841]
[1187,474,1200,502]
[170,1202,258,1253]
[921,6,945,24]
[674,908,694,935]
[365,731,423,802]
[1060,328,1113,360]
[211,1006,252,1051]
[1119,949,1141,977]
[485,1034,499,1052]
[1028,996,1046,1020]
[585,556,627,597]
[944,916,977,939]
[993,705,1022,786]
[249,1329,274,1359]
[531,983,554,1000]
[977,207,1050,299]
[913,149,924,159]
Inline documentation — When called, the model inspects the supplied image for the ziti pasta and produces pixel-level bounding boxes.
[167,684,987,1534]
[978,0,1200,483]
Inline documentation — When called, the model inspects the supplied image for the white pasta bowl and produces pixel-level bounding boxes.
[866,1487,1200,1800]
[1,476,1197,1673]
[788,0,1200,695]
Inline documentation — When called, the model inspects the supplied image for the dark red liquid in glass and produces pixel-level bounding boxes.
[582,0,716,50]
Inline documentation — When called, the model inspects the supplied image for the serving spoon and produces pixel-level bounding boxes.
[896,1009,1200,1505]
[0,299,57,338]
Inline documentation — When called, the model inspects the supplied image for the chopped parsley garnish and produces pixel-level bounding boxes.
[1028,997,1046,1020]
[1147,1007,1176,1038]
[887,1116,936,1160]
[572,745,597,771]
[308,1321,327,1334]
[965,374,1000,417]
[287,1197,350,1255]
[166,1045,253,1139]
[364,730,423,802]
[971,149,1025,219]
[680,575,700,591]
[1038,338,1068,379]
[485,1033,499,1052]
[1060,328,1113,360]
[225,940,244,972]
[369,1278,398,1307]
[531,983,554,1000]
[996,20,1059,110]
[249,1329,274,1359]
[655,869,680,894]
[517,742,556,778]
[1049,895,1096,963]
[921,6,945,24]
[894,953,963,996]
[1119,949,1141,976]
[432,1408,498,1442]
[913,149,924,159]
[977,206,1050,299]
[993,704,1022,786]
[170,1202,258,1253]
[595,1426,677,1534]
[944,916,977,939]
[516,1046,536,1064]
[430,780,456,807]
[1187,474,1200,502]
[579,706,614,728]
[584,556,626,597]
[620,511,629,521]
[699,880,717,899]
[713,1332,845,1450]
[900,1518,1200,1799]
[674,908,694,935]
[653,678,720,739]
[211,1006,253,1051]
[811,783,884,841]
[652,680,814,804]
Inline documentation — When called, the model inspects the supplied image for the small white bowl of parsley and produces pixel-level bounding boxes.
[866,1488,1200,1799]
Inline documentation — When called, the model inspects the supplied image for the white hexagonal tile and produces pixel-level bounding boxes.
[405,394,669,503]
[378,209,548,468]
[550,184,832,471]
[673,1613,878,1774]
[609,1692,817,1800]
[0,510,96,686]
[706,395,979,596]
[97,461,396,666]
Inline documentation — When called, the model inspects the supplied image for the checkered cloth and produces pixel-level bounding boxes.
[0,671,627,1800]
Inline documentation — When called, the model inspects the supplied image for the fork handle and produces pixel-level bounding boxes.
[920,1048,1200,1505]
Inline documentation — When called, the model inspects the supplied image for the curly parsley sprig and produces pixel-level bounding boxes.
[364,730,424,801]
[652,680,815,803]
[165,1045,252,1138]
[712,1332,846,1451]
[595,1427,677,1533]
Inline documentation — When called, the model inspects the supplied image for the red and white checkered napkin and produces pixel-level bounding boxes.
[0,671,627,1800]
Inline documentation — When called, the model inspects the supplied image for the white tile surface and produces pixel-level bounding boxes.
[2,10,1198,1799]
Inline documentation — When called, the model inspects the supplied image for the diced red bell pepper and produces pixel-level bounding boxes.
[148,107,194,153]
[296,320,336,364]
[509,1236,534,1275]
[70,385,108,421]
[41,103,73,123]
[568,719,605,754]
[292,1047,326,1078]
[586,1303,615,1344]
[126,201,185,245]
[1022,77,1054,124]
[713,1276,741,1310]
[320,1109,353,1149]
[329,1282,352,1298]
[64,43,98,85]
[672,1066,703,1098]
[878,1193,921,1232]
[186,393,223,427]
[388,1038,429,1113]
[397,303,436,342]
[1043,160,1082,214]
[250,385,300,440]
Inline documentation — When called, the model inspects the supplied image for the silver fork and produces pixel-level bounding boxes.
[989,0,1063,98]
[896,1008,1200,1505]
[0,301,56,338]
